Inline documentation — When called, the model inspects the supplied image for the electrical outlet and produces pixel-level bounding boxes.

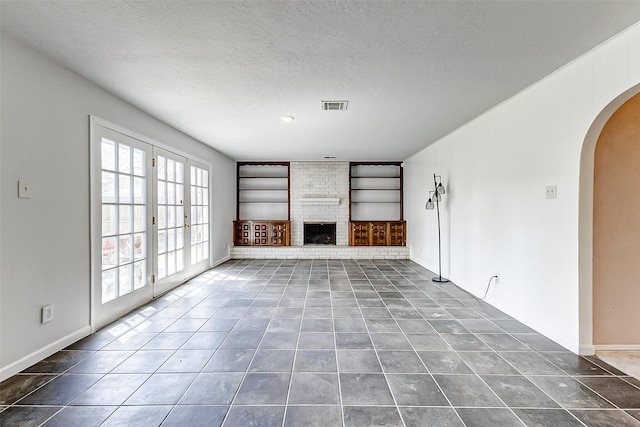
[545,185,557,199]
[41,304,54,323]
[18,179,33,199]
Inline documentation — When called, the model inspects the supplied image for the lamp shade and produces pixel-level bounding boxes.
[425,199,434,210]
[437,183,445,195]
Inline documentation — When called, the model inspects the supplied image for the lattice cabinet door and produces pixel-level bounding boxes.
[269,221,289,246]
[370,222,388,246]
[350,222,370,246]
[388,221,406,246]
[253,222,270,246]
[233,221,252,246]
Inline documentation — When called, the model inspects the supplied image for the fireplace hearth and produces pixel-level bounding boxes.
[304,223,336,245]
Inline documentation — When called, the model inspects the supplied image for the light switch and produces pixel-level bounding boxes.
[18,180,32,199]
[545,185,557,199]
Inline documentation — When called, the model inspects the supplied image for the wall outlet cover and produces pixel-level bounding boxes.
[42,304,54,323]
[18,179,33,199]
[545,185,557,199]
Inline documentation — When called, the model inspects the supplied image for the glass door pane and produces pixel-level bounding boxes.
[101,139,149,300]
[153,148,188,296]
[92,123,153,330]
[190,164,210,266]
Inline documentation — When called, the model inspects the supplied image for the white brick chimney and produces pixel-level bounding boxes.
[289,161,350,245]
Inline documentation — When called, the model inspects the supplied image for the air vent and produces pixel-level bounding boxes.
[321,100,348,111]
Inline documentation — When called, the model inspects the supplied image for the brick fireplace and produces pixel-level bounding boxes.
[290,161,349,246]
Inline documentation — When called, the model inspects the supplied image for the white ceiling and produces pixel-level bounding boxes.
[2,1,640,161]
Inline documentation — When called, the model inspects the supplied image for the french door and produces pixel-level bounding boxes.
[153,148,188,296]
[91,122,211,329]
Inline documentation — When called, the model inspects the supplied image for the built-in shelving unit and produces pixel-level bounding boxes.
[235,162,290,247]
[350,162,403,221]
[349,162,405,246]
[237,162,290,221]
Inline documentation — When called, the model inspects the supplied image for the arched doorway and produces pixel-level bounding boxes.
[579,85,640,372]
[593,92,640,345]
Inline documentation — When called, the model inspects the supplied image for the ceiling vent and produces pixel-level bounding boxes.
[322,100,348,111]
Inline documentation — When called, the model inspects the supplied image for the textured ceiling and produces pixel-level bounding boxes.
[2,1,640,161]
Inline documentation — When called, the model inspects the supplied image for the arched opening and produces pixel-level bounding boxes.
[593,92,640,348]
[579,85,640,364]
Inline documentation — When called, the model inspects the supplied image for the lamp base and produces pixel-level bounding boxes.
[432,276,450,283]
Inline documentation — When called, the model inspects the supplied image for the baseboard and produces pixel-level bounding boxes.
[0,325,91,381]
[212,253,230,268]
[579,344,596,355]
[594,344,640,351]
[409,256,434,273]
[409,255,426,266]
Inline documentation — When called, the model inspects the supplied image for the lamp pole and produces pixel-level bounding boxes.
[427,174,449,283]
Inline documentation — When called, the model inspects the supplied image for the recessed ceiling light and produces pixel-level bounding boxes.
[280,115,295,122]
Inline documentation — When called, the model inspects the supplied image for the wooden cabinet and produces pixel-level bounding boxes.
[233,220,290,246]
[270,222,289,246]
[233,221,252,246]
[349,221,406,246]
[370,222,388,246]
[252,222,270,246]
[350,222,371,246]
[388,221,406,246]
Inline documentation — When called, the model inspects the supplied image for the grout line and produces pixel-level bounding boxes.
[281,259,309,427]
[349,259,407,427]
[198,259,281,426]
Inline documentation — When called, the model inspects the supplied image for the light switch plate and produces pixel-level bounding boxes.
[18,180,32,199]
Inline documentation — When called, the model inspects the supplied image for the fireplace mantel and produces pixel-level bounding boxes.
[300,197,340,206]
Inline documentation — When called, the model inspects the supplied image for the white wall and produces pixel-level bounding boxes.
[0,35,236,379]
[405,22,640,354]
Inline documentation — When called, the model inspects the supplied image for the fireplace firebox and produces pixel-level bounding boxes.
[304,223,336,245]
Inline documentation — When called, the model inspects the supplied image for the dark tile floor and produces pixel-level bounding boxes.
[1,259,639,426]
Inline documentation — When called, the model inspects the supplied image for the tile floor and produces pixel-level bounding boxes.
[1,259,639,426]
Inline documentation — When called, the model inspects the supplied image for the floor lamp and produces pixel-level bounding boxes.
[425,174,449,283]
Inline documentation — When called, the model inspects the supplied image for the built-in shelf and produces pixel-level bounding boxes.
[237,162,290,222]
[350,162,403,222]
